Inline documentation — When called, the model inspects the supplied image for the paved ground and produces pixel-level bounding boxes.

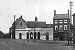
[0,39,75,50]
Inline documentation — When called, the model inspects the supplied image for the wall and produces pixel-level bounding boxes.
[15,28,53,40]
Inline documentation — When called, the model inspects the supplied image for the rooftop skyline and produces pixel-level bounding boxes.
[0,0,75,33]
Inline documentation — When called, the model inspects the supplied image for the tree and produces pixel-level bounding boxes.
[0,31,4,38]
[4,33,11,38]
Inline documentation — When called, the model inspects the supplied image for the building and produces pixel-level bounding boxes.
[9,16,53,40]
[72,13,75,43]
[53,10,72,41]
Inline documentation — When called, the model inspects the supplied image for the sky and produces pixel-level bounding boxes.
[0,0,75,33]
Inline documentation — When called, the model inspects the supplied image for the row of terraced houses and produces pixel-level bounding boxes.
[9,10,75,41]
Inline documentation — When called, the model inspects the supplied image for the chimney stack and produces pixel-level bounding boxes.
[35,16,37,22]
[68,9,69,18]
[20,15,22,18]
[54,10,56,16]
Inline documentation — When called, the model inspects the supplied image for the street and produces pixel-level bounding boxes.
[0,39,75,50]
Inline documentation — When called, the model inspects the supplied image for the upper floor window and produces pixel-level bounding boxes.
[55,20,58,24]
[59,20,63,23]
[59,25,63,30]
[64,25,67,30]
[21,22,22,25]
[64,20,67,23]
[55,25,58,30]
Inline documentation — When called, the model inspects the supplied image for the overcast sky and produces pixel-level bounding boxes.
[0,0,75,33]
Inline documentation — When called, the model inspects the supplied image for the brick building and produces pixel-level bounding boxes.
[53,10,72,41]
[72,13,75,43]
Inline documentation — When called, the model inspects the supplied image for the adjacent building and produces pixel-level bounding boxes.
[9,16,53,40]
[72,13,75,43]
[53,10,72,41]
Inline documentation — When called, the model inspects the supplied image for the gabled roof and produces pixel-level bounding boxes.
[53,14,69,19]
[73,13,75,16]
[27,21,46,28]
[11,16,53,28]
[12,16,27,28]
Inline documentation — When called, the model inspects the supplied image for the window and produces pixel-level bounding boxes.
[21,22,22,25]
[64,25,67,30]
[55,20,58,24]
[64,20,67,23]
[59,25,63,30]
[55,25,58,30]
[59,20,63,23]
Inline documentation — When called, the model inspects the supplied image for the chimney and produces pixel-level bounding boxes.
[35,16,37,22]
[54,10,56,16]
[68,9,69,18]
[16,18,18,21]
[20,15,22,18]
[14,15,16,22]
[19,15,22,19]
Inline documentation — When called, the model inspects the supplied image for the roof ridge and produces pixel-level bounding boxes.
[56,14,68,15]
[53,14,68,19]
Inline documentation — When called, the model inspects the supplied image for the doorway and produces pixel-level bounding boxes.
[34,32,36,39]
[27,32,29,39]
[38,32,40,40]
[19,33,22,39]
[30,32,33,39]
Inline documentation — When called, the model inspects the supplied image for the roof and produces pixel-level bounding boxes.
[73,13,75,16]
[12,16,27,28]
[46,24,53,28]
[53,14,69,19]
[11,16,53,28]
[27,21,46,28]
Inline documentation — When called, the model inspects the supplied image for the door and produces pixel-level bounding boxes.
[46,32,49,40]
[30,32,33,39]
[38,32,40,40]
[19,33,22,39]
[27,32,29,39]
[34,32,36,39]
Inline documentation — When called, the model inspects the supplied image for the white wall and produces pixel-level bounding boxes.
[15,30,28,39]
[15,28,53,40]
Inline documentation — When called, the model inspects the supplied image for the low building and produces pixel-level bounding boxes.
[9,16,53,40]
